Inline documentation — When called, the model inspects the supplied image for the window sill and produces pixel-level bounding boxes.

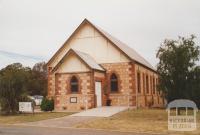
[68,92,81,94]
[110,91,120,94]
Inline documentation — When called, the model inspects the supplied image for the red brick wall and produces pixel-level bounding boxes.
[47,62,164,111]
[101,62,136,106]
[54,72,95,111]
[47,67,54,98]
[135,64,165,108]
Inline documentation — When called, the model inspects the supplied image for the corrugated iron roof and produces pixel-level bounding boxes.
[52,49,105,72]
[72,49,105,71]
[90,21,156,71]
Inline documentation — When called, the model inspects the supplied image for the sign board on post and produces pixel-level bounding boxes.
[19,102,33,112]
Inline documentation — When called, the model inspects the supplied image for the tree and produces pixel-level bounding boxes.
[0,63,31,114]
[186,66,200,107]
[0,62,48,114]
[156,35,200,106]
[27,62,47,96]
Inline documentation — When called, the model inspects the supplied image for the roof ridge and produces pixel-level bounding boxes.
[48,19,156,71]
[52,48,105,72]
[72,49,105,71]
[87,20,156,71]
[72,48,90,56]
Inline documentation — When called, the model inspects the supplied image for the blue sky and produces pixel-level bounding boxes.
[1,0,200,69]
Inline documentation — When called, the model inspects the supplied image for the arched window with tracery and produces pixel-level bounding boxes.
[110,73,118,92]
[70,76,78,93]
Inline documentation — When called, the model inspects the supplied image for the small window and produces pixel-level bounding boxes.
[150,76,153,94]
[156,78,160,95]
[143,73,145,93]
[137,72,141,93]
[146,75,149,93]
[110,73,118,92]
[70,76,78,93]
[153,77,155,94]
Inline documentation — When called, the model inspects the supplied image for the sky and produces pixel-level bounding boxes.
[1,0,200,69]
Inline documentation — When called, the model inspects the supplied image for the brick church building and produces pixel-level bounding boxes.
[47,19,164,111]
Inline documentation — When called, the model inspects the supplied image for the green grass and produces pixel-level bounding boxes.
[0,112,74,124]
[75,109,200,135]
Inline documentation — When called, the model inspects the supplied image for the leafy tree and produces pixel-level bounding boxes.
[0,62,48,114]
[27,62,47,96]
[156,35,200,106]
[186,66,200,107]
[0,63,31,114]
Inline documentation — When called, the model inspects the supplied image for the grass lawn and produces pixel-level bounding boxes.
[0,112,74,124]
[75,109,200,135]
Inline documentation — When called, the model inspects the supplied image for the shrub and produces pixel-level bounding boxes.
[40,98,54,111]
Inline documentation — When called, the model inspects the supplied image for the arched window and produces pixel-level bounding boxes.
[110,73,118,92]
[153,77,155,94]
[146,75,149,93]
[137,72,141,93]
[70,76,78,93]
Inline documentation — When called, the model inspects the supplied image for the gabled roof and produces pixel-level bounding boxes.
[73,49,105,71]
[95,26,155,71]
[47,19,156,71]
[52,49,105,72]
